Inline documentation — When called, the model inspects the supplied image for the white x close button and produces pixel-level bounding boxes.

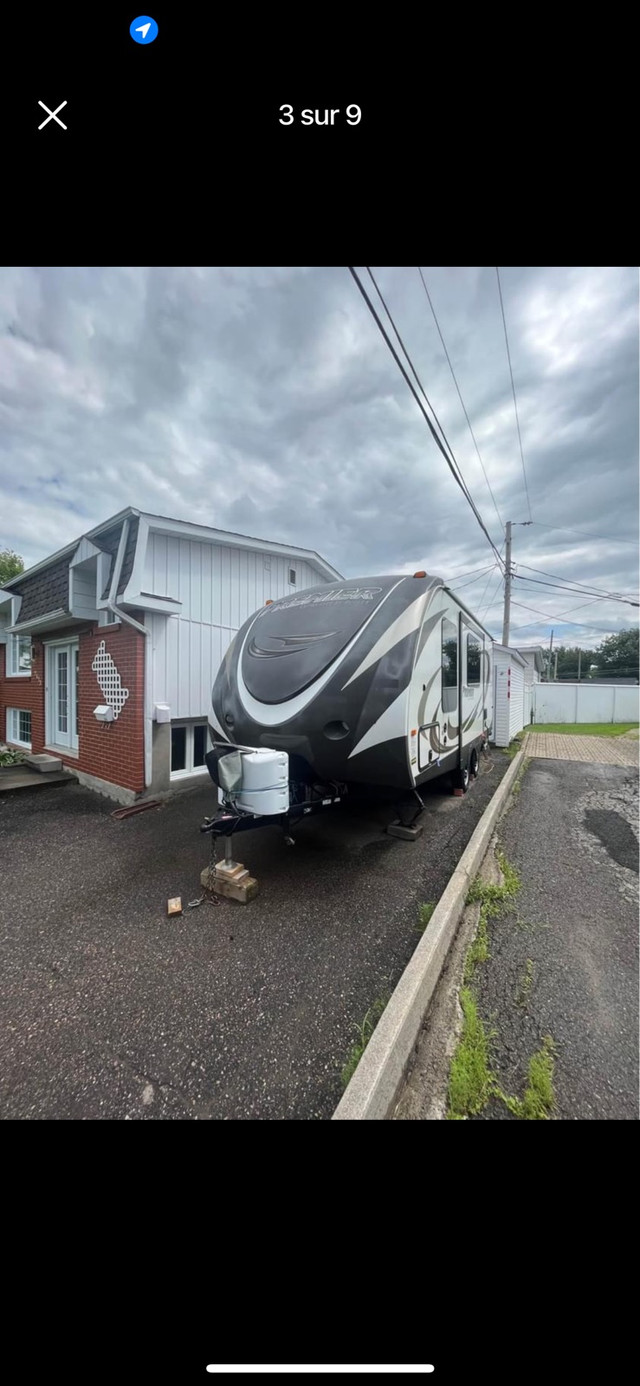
[38,100,67,130]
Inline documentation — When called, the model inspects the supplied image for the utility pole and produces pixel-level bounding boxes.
[548,628,554,682]
[577,648,581,682]
[502,519,512,647]
[554,649,558,680]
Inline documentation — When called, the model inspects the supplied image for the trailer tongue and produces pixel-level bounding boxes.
[200,743,344,849]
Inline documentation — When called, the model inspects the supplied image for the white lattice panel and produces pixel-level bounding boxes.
[91,640,130,719]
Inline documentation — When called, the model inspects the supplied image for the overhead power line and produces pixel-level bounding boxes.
[527,520,639,547]
[516,562,638,602]
[480,562,505,621]
[512,572,639,607]
[417,267,504,532]
[513,585,632,606]
[365,267,459,474]
[510,599,631,635]
[496,267,532,522]
[509,593,623,631]
[447,562,500,581]
[348,267,504,568]
[449,565,496,593]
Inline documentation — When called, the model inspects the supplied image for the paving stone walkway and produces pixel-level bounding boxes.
[524,732,639,766]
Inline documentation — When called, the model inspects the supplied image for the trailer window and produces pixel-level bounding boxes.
[442,618,458,713]
[467,632,481,686]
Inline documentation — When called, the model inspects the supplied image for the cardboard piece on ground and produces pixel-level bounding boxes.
[167,896,183,916]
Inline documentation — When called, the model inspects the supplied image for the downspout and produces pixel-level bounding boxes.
[106,517,153,790]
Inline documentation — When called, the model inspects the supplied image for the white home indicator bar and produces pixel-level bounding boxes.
[206,1369,435,1376]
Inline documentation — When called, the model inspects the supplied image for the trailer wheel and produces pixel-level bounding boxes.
[469,748,479,780]
[452,758,470,793]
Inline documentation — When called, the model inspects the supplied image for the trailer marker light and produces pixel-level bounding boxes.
[265,599,274,605]
[413,570,426,578]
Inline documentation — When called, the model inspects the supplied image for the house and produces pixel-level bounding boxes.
[515,645,547,685]
[0,509,341,804]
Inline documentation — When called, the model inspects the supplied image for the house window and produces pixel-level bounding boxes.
[9,634,32,675]
[467,632,481,686]
[288,568,296,585]
[170,722,209,777]
[7,708,32,748]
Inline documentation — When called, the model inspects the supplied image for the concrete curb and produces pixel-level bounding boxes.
[332,749,526,1120]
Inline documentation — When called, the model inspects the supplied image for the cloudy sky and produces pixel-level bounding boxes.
[0,265,637,650]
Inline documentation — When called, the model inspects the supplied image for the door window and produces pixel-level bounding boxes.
[442,618,458,714]
[466,632,481,686]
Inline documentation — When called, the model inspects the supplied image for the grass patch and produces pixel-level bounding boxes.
[505,732,526,759]
[464,851,520,983]
[524,722,638,738]
[464,911,489,980]
[502,1037,555,1119]
[511,757,530,798]
[464,851,521,981]
[516,959,535,1007]
[415,901,436,933]
[447,988,495,1118]
[447,847,557,1119]
[341,995,389,1088]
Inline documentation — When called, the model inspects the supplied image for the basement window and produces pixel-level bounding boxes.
[288,568,296,585]
[7,708,32,748]
[170,721,209,777]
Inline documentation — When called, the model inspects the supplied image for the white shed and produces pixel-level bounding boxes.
[492,644,527,747]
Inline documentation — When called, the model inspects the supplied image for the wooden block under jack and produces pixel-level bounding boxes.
[214,862,249,882]
[213,874,259,903]
[200,864,259,904]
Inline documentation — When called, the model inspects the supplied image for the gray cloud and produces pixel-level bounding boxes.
[0,265,637,650]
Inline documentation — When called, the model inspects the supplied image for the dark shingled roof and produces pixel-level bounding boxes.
[11,555,71,623]
[10,516,140,624]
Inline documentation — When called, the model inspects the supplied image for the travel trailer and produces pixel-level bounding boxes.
[202,571,493,846]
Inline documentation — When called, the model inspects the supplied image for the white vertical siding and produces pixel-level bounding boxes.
[493,648,526,747]
[146,533,329,719]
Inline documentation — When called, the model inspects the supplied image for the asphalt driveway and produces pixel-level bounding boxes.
[472,758,638,1119]
[0,750,509,1120]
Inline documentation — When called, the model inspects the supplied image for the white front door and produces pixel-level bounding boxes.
[46,641,79,751]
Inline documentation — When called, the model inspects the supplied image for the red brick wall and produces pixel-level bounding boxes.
[0,640,45,748]
[77,624,145,792]
[1,623,145,794]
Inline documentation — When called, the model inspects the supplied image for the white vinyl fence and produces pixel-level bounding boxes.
[532,682,639,725]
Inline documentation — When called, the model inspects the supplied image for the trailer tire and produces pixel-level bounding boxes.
[452,757,470,793]
[470,748,479,780]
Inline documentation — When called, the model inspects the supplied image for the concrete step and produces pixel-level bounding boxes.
[24,753,63,773]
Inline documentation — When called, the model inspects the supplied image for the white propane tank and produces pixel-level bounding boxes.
[239,749,288,791]
[234,749,290,816]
